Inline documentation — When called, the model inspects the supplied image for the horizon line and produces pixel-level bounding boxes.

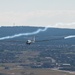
[0,25,75,30]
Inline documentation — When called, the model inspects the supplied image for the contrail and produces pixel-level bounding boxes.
[64,35,75,39]
[55,22,75,39]
[0,22,75,40]
[0,27,48,40]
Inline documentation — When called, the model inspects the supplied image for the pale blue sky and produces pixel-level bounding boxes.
[0,0,75,28]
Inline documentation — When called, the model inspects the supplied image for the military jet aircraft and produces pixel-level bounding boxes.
[0,36,64,45]
[26,36,64,45]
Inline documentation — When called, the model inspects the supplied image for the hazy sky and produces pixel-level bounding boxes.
[0,0,75,28]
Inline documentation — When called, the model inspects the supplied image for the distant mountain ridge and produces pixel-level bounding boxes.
[0,26,75,45]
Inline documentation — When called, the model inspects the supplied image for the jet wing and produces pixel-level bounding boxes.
[36,37,64,42]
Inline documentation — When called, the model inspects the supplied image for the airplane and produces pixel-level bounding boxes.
[0,36,64,45]
[26,36,64,45]
[0,37,35,45]
[26,36,35,45]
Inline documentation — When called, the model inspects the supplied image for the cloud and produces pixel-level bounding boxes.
[0,10,75,29]
[48,22,75,29]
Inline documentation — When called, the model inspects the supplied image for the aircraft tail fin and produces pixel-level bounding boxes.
[32,36,35,43]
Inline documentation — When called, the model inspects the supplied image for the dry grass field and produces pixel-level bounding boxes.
[0,68,75,75]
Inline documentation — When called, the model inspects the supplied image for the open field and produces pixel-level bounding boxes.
[0,68,75,75]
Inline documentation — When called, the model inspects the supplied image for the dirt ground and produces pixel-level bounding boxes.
[0,68,75,75]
